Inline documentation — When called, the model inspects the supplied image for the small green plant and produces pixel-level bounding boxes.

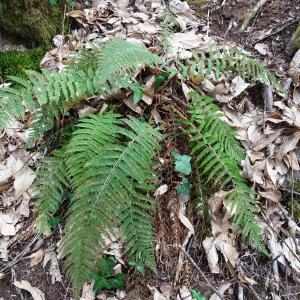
[92,256,125,292]
[128,261,146,275]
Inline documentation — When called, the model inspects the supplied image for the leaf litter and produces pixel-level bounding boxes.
[1,0,300,299]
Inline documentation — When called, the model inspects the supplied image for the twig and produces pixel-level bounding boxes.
[239,0,268,33]
[178,245,225,300]
[238,285,244,300]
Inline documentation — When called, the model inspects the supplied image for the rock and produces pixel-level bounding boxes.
[0,0,66,47]
[286,22,300,57]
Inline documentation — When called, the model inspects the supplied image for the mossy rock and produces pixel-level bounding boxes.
[292,23,300,51]
[0,0,66,47]
[0,48,47,82]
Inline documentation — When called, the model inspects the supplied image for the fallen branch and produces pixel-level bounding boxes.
[178,245,225,300]
[239,0,268,33]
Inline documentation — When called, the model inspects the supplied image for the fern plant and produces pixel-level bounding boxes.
[177,47,283,93]
[35,112,162,296]
[0,38,162,143]
[183,91,265,252]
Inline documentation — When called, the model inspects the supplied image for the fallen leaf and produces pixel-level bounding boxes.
[0,213,16,236]
[254,43,269,55]
[154,184,168,197]
[80,281,95,300]
[202,237,220,273]
[276,132,300,160]
[252,130,282,151]
[282,237,300,275]
[209,282,231,300]
[258,189,282,202]
[30,249,44,267]
[14,280,45,300]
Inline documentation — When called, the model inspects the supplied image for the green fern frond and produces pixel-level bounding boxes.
[34,147,70,235]
[159,9,178,52]
[177,47,283,93]
[184,91,265,251]
[57,114,161,295]
[0,38,162,142]
[96,38,162,80]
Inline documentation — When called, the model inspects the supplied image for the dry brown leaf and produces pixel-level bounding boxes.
[123,98,142,114]
[14,165,36,197]
[30,249,44,267]
[252,130,282,151]
[80,281,95,300]
[209,282,231,300]
[282,237,300,275]
[208,191,229,215]
[265,159,280,187]
[258,189,282,202]
[277,132,300,160]
[14,280,45,300]
[202,237,221,273]
[247,150,264,163]
[0,213,16,236]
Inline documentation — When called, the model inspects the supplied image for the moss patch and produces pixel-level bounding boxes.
[187,0,208,17]
[0,48,47,81]
[0,0,67,47]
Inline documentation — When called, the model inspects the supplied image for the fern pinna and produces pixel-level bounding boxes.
[0,38,162,143]
[184,91,265,252]
[177,47,283,93]
[35,112,162,296]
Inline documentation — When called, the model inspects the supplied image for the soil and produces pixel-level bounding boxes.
[0,0,300,299]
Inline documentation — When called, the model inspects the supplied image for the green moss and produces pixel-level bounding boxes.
[187,0,208,17]
[0,48,47,81]
[0,0,67,47]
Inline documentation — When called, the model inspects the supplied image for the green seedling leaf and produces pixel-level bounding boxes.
[128,260,145,275]
[172,151,192,175]
[176,177,191,196]
[92,256,125,292]
[191,290,207,300]
[155,71,170,88]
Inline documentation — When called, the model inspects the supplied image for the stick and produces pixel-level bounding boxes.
[178,245,225,300]
[263,85,273,111]
[239,0,268,33]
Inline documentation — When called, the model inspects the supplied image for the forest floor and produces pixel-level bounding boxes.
[0,0,300,299]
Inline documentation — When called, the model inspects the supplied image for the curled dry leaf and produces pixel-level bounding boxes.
[30,249,44,267]
[209,282,232,300]
[14,280,45,300]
